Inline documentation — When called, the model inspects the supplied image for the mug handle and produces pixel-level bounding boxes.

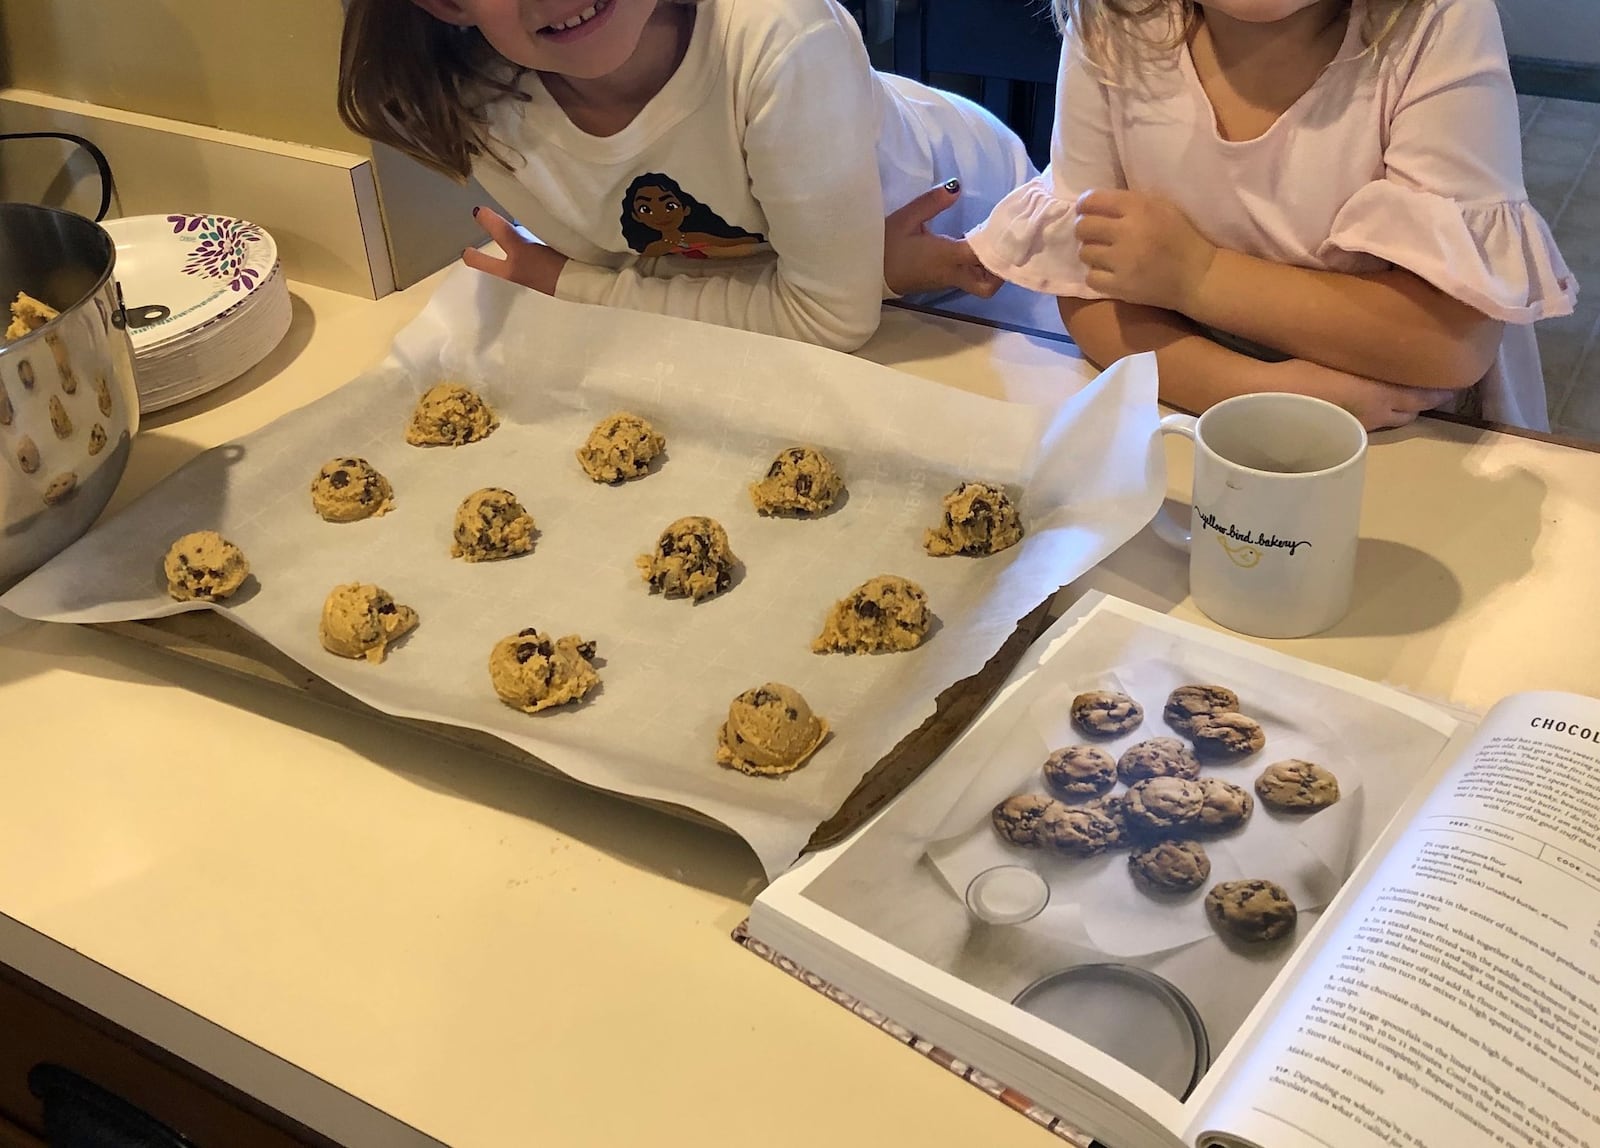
[1152,413,1197,551]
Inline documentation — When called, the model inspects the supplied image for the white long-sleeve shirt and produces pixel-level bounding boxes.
[473,0,1032,351]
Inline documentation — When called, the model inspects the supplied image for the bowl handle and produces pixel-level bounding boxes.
[0,130,116,221]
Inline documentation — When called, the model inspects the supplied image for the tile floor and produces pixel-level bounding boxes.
[1520,96,1600,441]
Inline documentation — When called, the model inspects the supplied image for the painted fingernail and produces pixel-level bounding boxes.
[472,206,481,217]
[944,178,961,194]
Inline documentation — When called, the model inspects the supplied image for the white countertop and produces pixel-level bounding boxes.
[2,274,1597,1147]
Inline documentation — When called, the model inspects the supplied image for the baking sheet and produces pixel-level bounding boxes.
[1,268,1164,877]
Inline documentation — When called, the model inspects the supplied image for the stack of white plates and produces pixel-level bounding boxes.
[103,213,292,413]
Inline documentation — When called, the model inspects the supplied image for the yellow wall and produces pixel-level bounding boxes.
[0,0,362,152]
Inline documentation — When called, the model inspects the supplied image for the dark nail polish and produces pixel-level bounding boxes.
[472,206,481,217]
[944,178,961,194]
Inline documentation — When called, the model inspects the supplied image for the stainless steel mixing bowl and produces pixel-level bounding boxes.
[1,203,139,589]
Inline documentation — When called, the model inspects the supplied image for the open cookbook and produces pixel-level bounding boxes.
[746,593,1600,1148]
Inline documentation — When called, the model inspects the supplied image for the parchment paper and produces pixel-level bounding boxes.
[2,268,1164,877]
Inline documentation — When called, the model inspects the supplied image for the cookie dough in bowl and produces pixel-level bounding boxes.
[923,480,1023,557]
[404,383,498,446]
[636,515,737,602]
[576,412,665,484]
[163,531,250,602]
[749,446,843,515]
[811,574,929,654]
[451,488,536,561]
[716,683,829,776]
[310,457,393,522]
[318,583,418,663]
[488,629,599,713]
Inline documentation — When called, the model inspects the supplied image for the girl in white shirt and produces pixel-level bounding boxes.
[339,0,1035,352]
[968,0,1578,430]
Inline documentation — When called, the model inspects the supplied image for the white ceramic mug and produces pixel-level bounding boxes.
[1154,393,1367,639]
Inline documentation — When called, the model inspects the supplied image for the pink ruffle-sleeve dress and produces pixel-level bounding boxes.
[967,0,1578,430]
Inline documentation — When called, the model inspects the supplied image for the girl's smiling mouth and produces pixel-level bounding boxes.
[539,0,613,38]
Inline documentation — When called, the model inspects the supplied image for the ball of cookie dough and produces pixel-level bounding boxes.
[749,446,843,515]
[488,628,599,713]
[1255,760,1341,812]
[1042,745,1117,799]
[1195,777,1254,833]
[1189,712,1266,757]
[318,583,418,663]
[1122,777,1205,838]
[1071,690,1144,738]
[716,683,829,776]
[310,457,394,522]
[923,480,1024,557]
[405,382,498,446]
[1038,802,1122,857]
[1117,737,1201,784]
[1206,879,1298,943]
[811,574,929,654]
[1130,840,1211,894]
[451,488,536,561]
[163,531,250,602]
[636,515,737,602]
[992,794,1060,848]
[1164,684,1241,736]
[576,412,665,484]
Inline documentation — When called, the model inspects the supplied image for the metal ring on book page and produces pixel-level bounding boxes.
[1012,964,1211,1101]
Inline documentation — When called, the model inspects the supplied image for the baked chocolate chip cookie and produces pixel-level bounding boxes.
[1163,685,1241,736]
[1037,802,1122,857]
[1116,737,1201,784]
[1122,777,1205,837]
[992,794,1061,848]
[1189,712,1266,757]
[1195,777,1254,833]
[1129,840,1211,893]
[1042,745,1117,799]
[1255,760,1341,812]
[1070,690,1144,738]
[1086,794,1131,849]
[1206,879,1298,943]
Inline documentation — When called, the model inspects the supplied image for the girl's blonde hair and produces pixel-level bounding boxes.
[1053,0,1427,73]
[338,0,703,182]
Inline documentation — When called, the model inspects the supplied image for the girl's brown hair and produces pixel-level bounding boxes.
[338,0,529,182]
[1053,0,1426,73]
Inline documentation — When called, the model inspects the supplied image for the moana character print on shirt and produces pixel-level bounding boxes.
[620,173,765,260]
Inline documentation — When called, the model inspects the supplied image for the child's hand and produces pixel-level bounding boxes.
[1267,358,1458,430]
[462,206,569,296]
[884,181,1004,299]
[1073,190,1215,313]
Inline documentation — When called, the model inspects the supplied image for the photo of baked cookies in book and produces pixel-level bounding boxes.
[748,594,1600,1148]
[806,600,1456,1101]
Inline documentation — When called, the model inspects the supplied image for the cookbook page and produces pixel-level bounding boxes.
[0,270,1165,879]
[766,594,1459,1139]
[1197,692,1600,1148]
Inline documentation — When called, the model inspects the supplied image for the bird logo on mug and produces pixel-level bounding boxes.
[1216,535,1262,568]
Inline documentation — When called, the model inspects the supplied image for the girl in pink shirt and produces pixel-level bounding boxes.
[968,0,1578,430]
